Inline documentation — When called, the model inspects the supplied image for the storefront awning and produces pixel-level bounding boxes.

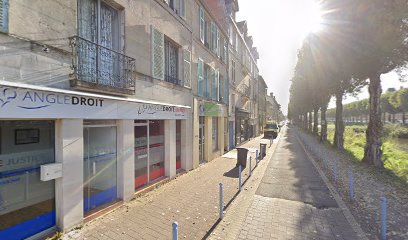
[0,81,190,120]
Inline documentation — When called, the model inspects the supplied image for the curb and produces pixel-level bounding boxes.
[295,132,368,240]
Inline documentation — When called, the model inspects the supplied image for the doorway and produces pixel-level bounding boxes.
[83,125,118,214]
[134,120,165,190]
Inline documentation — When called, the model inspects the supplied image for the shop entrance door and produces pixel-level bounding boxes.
[83,125,118,214]
[134,120,165,189]
[134,124,148,189]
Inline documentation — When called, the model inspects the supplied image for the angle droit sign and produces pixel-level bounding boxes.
[0,86,189,119]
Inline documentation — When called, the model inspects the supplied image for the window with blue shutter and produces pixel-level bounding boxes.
[198,58,204,96]
[211,68,216,100]
[224,77,229,104]
[0,0,9,33]
[199,7,205,43]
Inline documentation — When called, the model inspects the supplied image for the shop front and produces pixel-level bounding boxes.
[198,101,227,162]
[0,120,56,240]
[0,82,191,237]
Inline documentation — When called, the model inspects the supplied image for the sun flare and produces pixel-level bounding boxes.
[299,1,324,35]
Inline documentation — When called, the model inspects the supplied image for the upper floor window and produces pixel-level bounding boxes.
[164,38,181,85]
[73,0,135,93]
[164,0,186,18]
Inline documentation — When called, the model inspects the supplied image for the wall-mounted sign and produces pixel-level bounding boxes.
[199,101,225,117]
[0,86,189,119]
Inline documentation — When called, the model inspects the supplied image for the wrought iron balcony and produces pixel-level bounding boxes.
[165,75,183,86]
[69,36,136,95]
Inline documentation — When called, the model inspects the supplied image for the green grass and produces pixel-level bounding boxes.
[326,124,408,183]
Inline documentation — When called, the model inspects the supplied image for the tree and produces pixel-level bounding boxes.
[348,0,408,167]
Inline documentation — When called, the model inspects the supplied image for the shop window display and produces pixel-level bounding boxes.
[0,121,56,240]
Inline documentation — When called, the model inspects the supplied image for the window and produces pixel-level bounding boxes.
[218,74,223,102]
[216,29,220,57]
[199,7,205,43]
[205,65,211,98]
[164,38,180,85]
[224,76,229,104]
[211,67,216,100]
[211,22,216,53]
[214,70,219,101]
[231,60,236,84]
[0,0,8,33]
[183,49,191,88]
[212,117,218,151]
[198,58,204,96]
[179,0,186,18]
[78,0,122,85]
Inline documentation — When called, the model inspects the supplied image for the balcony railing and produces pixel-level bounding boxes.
[165,75,183,86]
[69,36,136,95]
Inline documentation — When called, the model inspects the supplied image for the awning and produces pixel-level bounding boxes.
[0,81,190,120]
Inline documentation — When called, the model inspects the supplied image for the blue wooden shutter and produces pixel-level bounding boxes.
[0,0,9,33]
[199,7,204,43]
[198,58,204,96]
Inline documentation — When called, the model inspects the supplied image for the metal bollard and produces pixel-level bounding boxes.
[333,160,337,184]
[172,222,178,240]
[239,165,242,192]
[249,156,252,177]
[348,169,354,202]
[381,197,387,240]
[219,183,223,219]
[324,159,328,172]
[256,150,258,167]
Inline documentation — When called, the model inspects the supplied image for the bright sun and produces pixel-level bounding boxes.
[295,1,324,36]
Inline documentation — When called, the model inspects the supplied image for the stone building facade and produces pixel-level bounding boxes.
[0,0,266,239]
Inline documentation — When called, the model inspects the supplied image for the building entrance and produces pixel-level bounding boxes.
[134,120,165,189]
[83,124,118,214]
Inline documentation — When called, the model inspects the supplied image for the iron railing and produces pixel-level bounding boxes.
[69,36,136,94]
[165,75,183,86]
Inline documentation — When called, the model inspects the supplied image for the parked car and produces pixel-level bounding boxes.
[264,121,279,139]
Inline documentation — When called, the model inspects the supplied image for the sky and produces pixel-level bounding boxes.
[236,0,408,114]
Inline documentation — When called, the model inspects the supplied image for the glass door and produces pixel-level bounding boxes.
[134,124,148,189]
[83,126,117,213]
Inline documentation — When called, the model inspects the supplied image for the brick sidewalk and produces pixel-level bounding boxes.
[211,127,365,240]
[62,135,276,240]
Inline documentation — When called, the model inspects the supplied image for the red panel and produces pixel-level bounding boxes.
[176,160,181,170]
[150,167,164,181]
[134,174,147,190]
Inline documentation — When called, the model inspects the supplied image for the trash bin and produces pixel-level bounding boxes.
[236,147,249,168]
[260,143,267,159]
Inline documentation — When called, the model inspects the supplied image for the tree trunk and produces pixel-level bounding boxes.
[303,113,308,130]
[334,90,344,149]
[313,107,319,135]
[363,74,383,168]
[321,104,327,142]
[392,114,395,123]
[308,112,313,132]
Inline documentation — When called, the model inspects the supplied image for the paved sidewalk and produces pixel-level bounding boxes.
[212,127,364,240]
[62,135,276,240]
